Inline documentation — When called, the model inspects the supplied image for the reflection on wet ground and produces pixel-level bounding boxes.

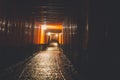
[0,42,79,80]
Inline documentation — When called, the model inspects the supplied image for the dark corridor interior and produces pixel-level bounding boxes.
[0,0,120,80]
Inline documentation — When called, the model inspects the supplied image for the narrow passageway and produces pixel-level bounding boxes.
[0,42,79,80]
[0,0,89,79]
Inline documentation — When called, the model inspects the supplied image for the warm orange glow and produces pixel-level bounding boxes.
[40,27,45,44]
[33,22,41,44]
[58,33,63,44]
[34,21,63,44]
[41,24,47,30]
[37,25,41,44]
[47,32,51,36]
[46,24,62,30]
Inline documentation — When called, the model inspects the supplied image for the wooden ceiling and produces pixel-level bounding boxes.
[32,1,65,25]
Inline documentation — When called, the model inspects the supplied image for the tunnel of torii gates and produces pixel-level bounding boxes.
[34,21,63,45]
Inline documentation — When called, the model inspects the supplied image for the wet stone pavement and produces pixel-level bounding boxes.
[0,42,80,80]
